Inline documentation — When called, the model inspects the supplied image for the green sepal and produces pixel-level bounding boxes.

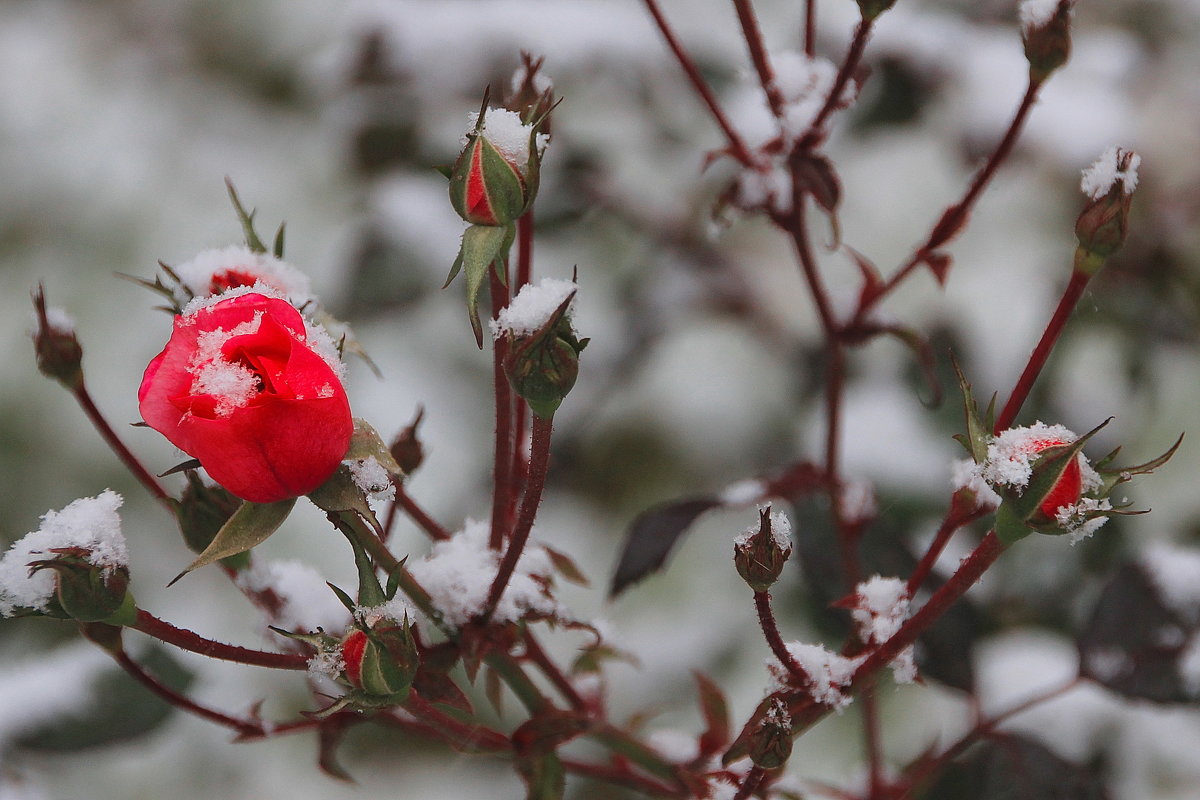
[272,221,286,259]
[339,522,387,609]
[951,357,996,463]
[308,419,402,538]
[1094,432,1184,496]
[477,135,527,224]
[170,498,296,584]
[448,223,515,348]
[995,501,1033,545]
[99,590,138,627]
[225,177,269,254]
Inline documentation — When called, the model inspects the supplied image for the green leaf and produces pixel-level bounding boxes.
[171,498,296,583]
[225,177,268,254]
[459,223,515,347]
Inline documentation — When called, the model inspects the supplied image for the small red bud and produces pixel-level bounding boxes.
[734,508,793,593]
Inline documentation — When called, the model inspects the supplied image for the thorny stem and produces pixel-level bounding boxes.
[994,268,1091,434]
[755,590,807,680]
[902,676,1084,794]
[733,766,766,800]
[112,647,317,739]
[73,384,173,510]
[733,0,785,117]
[131,609,309,670]
[804,0,816,57]
[641,0,756,166]
[862,689,885,797]
[787,198,839,336]
[405,692,511,752]
[510,213,536,502]
[863,77,1044,314]
[481,414,554,622]
[490,261,516,550]
[523,630,588,711]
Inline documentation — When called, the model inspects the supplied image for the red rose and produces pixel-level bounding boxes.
[139,292,353,503]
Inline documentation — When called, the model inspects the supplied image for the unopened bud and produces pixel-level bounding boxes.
[390,408,426,475]
[749,698,793,769]
[495,280,586,419]
[175,472,241,556]
[1020,0,1073,81]
[449,97,547,228]
[734,508,793,593]
[31,288,83,391]
[856,0,897,21]
[28,548,132,623]
[1075,146,1140,273]
[340,620,419,699]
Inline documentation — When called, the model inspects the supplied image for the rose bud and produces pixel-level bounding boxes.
[749,698,793,769]
[492,279,586,419]
[340,620,419,699]
[389,407,426,476]
[27,547,132,623]
[448,98,548,228]
[138,291,353,503]
[168,245,316,309]
[734,507,793,593]
[1075,146,1140,274]
[31,287,83,391]
[1019,0,1073,82]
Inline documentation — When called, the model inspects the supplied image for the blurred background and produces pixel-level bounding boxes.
[2,0,1199,797]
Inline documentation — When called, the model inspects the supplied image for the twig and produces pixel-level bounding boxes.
[73,384,173,510]
[131,609,308,670]
[732,0,785,117]
[490,261,516,550]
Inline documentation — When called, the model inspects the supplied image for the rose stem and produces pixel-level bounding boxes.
[755,590,807,680]
[73,383,173,510]
[904,676,1083,791]
[130,609,308,670]
[588,723,690,789]
[906,499,985,595]
[804,0,816,57]
[480,414,554,622]
[509,213,536,511]
[733,0,785,117]
[797,16,873,149]
[860,76,1045,315]
[388,480,452,541]
[404,692,511,752]
[640,0,755,166]
[559,758,687,798]
[993,268,1091,434]
[522,630,588,711]
[733,766,766,800]
[490,259,516,550]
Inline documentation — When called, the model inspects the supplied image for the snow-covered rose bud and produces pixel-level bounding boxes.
[1020,0,1073,81]
[493,279,585,419]
[1075,146,1140,273]
[31,289,83,391]
[449,103,547,227]
[27,547,131,623]
[734,508,793,593]
[139,291,353,503]
[340,621,419,699]
[749,698,793,769]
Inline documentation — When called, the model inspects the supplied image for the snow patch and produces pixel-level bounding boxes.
[1080,145,1140,200]
[491,277,577,339]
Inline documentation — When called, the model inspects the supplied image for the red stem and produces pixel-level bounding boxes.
[481,414,554,622]
[131,609,309,670]
[733,766,766,800]
[641,0,756,166]
[560,758,688,798]
[732,0,785,117]
[523,630,588,711]
[798,18,872,147]
[755,590,807,680]
[804,0,816,57]
[405,692,512,752]
[993,269,1091,434]
[73,384,173,510]
[393,482,452,541]
[864,77,1043,313]
[906,500,985,595]
[490,262,515,550]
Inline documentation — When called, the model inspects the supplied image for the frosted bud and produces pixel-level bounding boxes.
[1020,0,1073,81]
[749,698,793,769]
[734,508,793,593]
[1075,147,1139,274]
[27,547,132,623]
[340,620,419,699]
[31,288,83,391]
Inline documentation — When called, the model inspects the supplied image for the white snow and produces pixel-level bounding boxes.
[851,576,917,684]
[39,306,75,335]
[234,559,351,635]
[406,519,561,628]
[1142,544,1200,625]
[980,422,1078,490]
[0,490,125,617]
[1080,145,1141,200]
[357,596,416,628]
[771,52,857,142]
[766,642,862,710]
[733,507,792,552]
[951,458,1003,509]
[464,106,547,169]
[189,314,266,416]
[170,245,315,308]
[490,277,577,339]
[306,646,346,684]
[1018,0,1069,36]
[345,455,396,512]
[718,478,766,508]
[1054,497,1113,544]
